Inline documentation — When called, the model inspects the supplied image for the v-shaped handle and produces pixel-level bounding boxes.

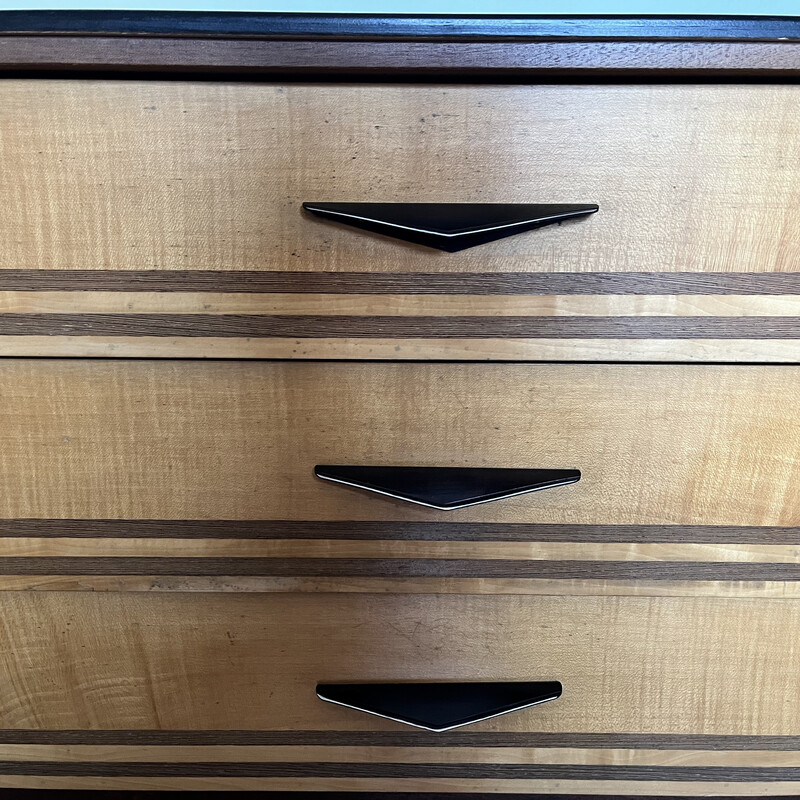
[303,202,598,251]
[314,465,580,510]
[317,682,563,732]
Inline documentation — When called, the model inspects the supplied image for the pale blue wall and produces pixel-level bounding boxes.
[3,1,800,14]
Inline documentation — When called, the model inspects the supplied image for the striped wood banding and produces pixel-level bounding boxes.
[2,272,800,294]
[0,558,799,579]
[6,539,800,563]
[0,731,797,749]
[2,314,800,339]
[5,777,800,794]
[0,274,799,359]
[3,745,800,766]
[3,576,800,596]
[0,521,797,543]
[1,762,800,780]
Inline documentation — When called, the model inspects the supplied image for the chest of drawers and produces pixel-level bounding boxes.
[2,10,800,796]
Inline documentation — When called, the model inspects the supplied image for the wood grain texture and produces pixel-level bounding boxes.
[4,38,800,80]
[3,271,800,293]
[0,592,799,733]
[3,744,800,765]
[0,520,797,543]
[2,762,800,779]
[7,730,800,792]
[2,575,800,597]
[1,558,800,579]
[2,82,800,274]
[4,314,800,338]
[1,335,799,361]
[0,360,799,525]
[6,12,800,41]
[2,730,800,748]
[4,775,800,793]
[6,291,800,316]
[4,538,800,562]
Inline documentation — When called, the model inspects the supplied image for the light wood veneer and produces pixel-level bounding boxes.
[2,81,800,275]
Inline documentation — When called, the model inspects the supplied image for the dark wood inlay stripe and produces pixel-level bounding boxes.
[4,12,800,42]
[1,731,799,749]
[0,795,743,800]
[2,314,800,338]
[0,520,796,544]
[2,271,800,295]
[0,558,797,579]
[4,789,756,800]
[0,762,798,780]
[3,39,800,79]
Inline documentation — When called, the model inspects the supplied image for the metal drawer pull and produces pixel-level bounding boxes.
[317,681,562,732]
[302,202,598,251]
[314,465,580,510]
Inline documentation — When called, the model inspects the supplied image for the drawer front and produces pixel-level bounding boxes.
[0,359,797,523]
[0,591,799,792]
[0,360,799,596]
[0,591,795,733]
[2,81,799,275]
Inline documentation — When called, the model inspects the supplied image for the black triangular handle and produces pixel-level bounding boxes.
[303,202,598,251]
[317,682,563,732]
[314,465,580,510]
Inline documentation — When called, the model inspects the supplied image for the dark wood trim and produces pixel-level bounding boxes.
[1,271,798,294]
[0,762,798,779]
[6,795,767,800]
[2,13,800,79]
[8,793,800,800]
[3,13,800,42]
[0,314,798,339]
[0,730,798,749]
[0,520,797,544]
[7,794,800,800]
[0,558,797,579]
[2,36,800,80]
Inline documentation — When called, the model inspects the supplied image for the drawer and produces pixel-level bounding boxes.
[0,359,799,596]
[0,591,798,791]
[2,81,799,275]
[3,81,800,362]
[0,359,797,524]
[0,591,794,733]
[0,360,800,525]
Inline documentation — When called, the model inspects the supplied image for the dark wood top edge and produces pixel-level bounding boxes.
[3,12,800,43]
[0,762,798,779]
[1,314,799,339]
[2,271,799,294]
[0,520,798,544]
[0,730,797,749]
[0,558,797,579]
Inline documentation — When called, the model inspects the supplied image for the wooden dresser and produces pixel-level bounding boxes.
[2,11,800,796]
